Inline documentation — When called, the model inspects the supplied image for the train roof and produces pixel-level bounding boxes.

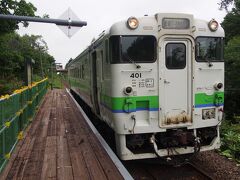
[109,13,224,37]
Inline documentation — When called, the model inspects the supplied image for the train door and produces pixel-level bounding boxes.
[91,51,100,114]
[159,38,192,127]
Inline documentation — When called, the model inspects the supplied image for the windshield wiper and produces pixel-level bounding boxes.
[123,53,141,69]
[204,55,213,67]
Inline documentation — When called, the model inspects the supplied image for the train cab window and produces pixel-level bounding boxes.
[166,43,186,69]
[110,35,156,63]
[196,37,224,62]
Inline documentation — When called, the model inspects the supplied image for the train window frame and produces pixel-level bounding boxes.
[105,39,109,64]
[195,36,224,62]
[110,35,157,64]
[165,43,186,69]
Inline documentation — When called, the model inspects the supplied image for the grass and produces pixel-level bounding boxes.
[49,73,64,89]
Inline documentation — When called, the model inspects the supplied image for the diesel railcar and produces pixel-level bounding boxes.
[66,13,224,160]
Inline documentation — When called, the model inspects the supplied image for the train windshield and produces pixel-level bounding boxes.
[195,37,224,62]
[110,35,156,63]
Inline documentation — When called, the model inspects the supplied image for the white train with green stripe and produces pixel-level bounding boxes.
[67,13,224,160]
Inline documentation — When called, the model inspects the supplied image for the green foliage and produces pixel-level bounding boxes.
[219,0,235,11]
[221,0,240,42]
[0,33,23,78]
[0,32,55,95]
[218,0,240,164]
[0,78,23,95]
[224,36,240,118]
[0,0,37,33]
[50,73,63,89]
[0,0,54,95]
[221,121,240,160]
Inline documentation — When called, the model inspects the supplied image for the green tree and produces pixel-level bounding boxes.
[0,1,55,95]
[219,0,235,11]
[0,33,55,95]
[0,33,23,78]
[224,36,240,118]
[219,0,240,119]
[221,0,240,42]
[0,0,37,33]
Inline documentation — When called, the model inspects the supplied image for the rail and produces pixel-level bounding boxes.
[0,78,48,173]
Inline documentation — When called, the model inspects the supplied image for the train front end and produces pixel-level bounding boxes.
[108,13,224,160]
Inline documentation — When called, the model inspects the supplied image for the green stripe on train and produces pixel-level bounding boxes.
[102,92,224,111]
[100,95,159,111]
[195,92,224,106]
[72,83,224,111]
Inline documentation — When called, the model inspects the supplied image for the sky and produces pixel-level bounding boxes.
[18,0,227,67]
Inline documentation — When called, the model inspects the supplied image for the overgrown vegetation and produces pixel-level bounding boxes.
[0,0,55,95]
[50,73,64,89]
[220,120,240,162]
[220,0,240,163]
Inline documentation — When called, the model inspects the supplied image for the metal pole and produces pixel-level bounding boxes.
[51,63,53,90]
[40,52,44,78]
[0,14,87,27]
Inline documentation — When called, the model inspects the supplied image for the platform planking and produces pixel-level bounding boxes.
[0,89,124,180]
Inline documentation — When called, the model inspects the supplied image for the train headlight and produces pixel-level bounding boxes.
[214,82,223,90]
[208,19,218,31]
[124,86,133,95]
[127,17,139,29]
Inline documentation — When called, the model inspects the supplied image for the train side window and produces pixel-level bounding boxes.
[165,43,186,69]
[103,41,111,80]
[110,36,120,63]
[105,39,109,64]
[82,64,85,79]
[79,65,81,79]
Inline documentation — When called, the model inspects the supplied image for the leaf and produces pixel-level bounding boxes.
[221,149,233,158]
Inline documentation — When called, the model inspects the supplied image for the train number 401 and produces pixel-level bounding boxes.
[130,73,142,78]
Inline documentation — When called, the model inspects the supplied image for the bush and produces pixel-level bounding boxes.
[220,120,240,162]
[0,78,23,96]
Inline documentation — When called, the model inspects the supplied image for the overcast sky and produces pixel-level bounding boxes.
[18,0,227,66]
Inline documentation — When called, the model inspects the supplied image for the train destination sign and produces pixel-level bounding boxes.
[162,18,190,29]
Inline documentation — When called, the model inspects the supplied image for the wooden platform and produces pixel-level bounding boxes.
[0,89,124,180]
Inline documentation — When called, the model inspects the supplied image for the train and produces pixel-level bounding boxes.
[66,13,224,160]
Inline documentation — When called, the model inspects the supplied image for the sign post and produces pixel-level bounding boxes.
[24,59,35,86]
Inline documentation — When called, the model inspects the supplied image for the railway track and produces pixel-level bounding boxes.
[123,159,215,180]
[186,162,215,180]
